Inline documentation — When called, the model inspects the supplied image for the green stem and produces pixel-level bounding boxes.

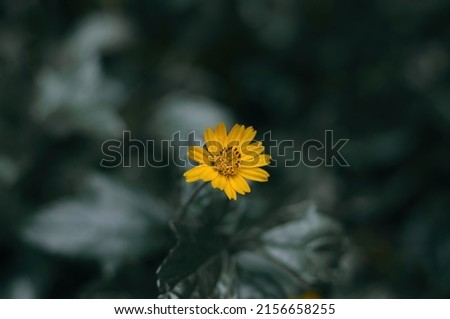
[176,182,207,221]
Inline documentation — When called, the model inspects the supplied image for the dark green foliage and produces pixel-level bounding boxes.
[157,223,236,298]
[0,0,449,298]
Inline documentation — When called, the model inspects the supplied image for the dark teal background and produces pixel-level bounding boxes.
[0,0,449,298]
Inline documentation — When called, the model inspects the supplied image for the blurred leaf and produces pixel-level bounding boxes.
[260,201,344,284]
[22,173,171,263]
[3,276,36,299]
[65,13,132,61]
[236,251,293,298]
[31,12,132,139]
[32,56,126,138]
[157,222,237,298]
[149,93,234,142]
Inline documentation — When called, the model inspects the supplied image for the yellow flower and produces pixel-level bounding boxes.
[183,122,271,200]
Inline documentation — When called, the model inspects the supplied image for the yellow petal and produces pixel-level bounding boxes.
[204,126,222,154]
[183,165,206,182]
[203,127,217,144]
[241,143,265,162]
[255,154,271,167]
[249,141,261,147]
[211,174,227,190]
[241,141,263,156]
[230,174,251,194]
[248,143,264,154]
[205,140,222,154]
[184,165,218,182]
[214,122,227,146]
[202,167,219,181]
[241,154,271,168]
[223,178,237,200]
[241,126,257,142]
[227,124,244,145]
[188,146,210,164]
[238,167,270,182]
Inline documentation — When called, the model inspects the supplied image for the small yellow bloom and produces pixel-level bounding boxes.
[183,122,271,200]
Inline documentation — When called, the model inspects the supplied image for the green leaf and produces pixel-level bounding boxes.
[157,222,237,298]
[22,173,171,263]
[32,57,126,138]
[236,251,292,298]
[261,201,345,284]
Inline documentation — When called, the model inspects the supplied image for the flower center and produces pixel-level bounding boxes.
[210,146,241,176]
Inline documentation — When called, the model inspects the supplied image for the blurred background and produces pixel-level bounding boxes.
[1,0,450,298]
